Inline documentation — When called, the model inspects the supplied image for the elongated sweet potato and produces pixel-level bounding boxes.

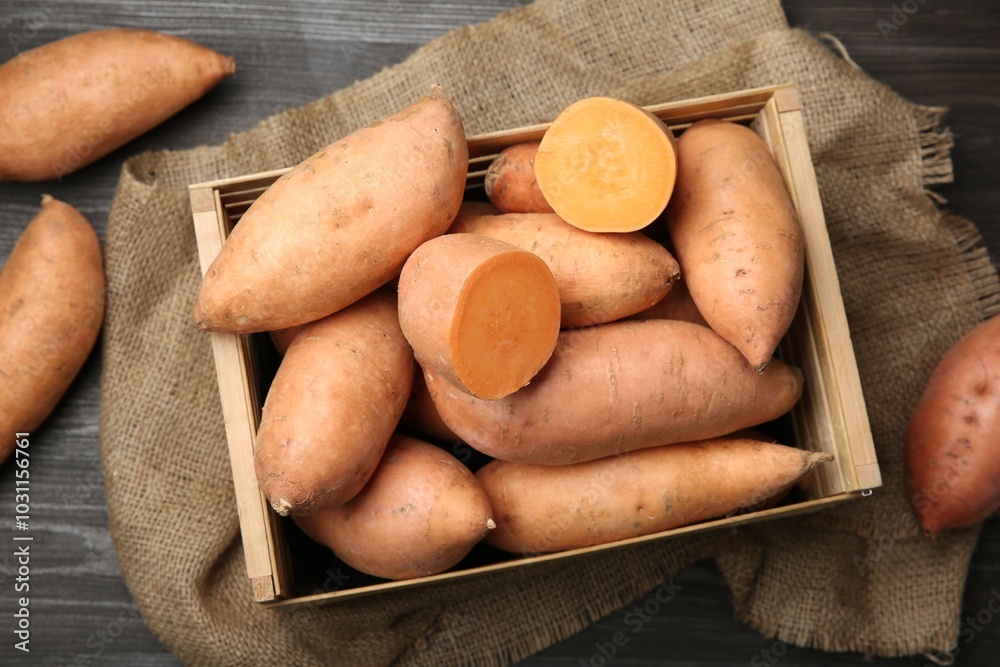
[397,233,561,400]
[194,86,468,334]
[535,97,677,232]
[0,196,104,461]
[293,434,495,580]
[425,319,803,465]
[478,436,832,553]
[449,210,679,328]
[0,29,235,181]
[905,314,1000,535]
[666,119,804,371]
[254,290,413,515]
[484,141,554,214]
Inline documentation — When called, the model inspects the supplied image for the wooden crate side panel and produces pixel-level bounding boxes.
[272,491,861,608]
[189,187,286,602]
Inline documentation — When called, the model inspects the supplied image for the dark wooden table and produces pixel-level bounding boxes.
[0,1,997,665]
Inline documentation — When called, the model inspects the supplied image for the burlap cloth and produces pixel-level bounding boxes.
[99,0,1000,664]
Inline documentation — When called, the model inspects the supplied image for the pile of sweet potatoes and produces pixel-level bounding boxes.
[193,89,832,580]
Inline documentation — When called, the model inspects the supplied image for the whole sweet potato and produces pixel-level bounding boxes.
[905,314,1000,535]
[254,291,413,516]
[478,436,831,553]
[293,434,495,580]
[194,86,468,334]
[0,29,235,181]
[666,119,804,370]
[425,319,803,465]
[0,196,104,461]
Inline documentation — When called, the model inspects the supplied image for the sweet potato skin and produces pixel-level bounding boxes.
[478,436,831,553]
[666,119,803,370]
[449,210,680,328]
[484,141,554,214]
[0,29,235,181]
[194,87,468,333]
[905,314,1000,535]
[0,196,104,461]
[426,319,804,465]
[293,434,495,580]
[254,290,413,516]
[625,278,708,327]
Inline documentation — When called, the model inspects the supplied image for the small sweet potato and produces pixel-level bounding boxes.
[449,209,680,328]
[478,436,832,553]
[397,233,561,400]
[666,119,804,370]
[293,434,495,580]
[254,290,413,516]
[0,29,235,181]
[425,319,804,465]
[484,141,554,214]
[905,314,1000,535]
[194,86,468,334]
[0,196,104,462]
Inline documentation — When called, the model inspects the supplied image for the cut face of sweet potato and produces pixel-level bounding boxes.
[535,97,678,233]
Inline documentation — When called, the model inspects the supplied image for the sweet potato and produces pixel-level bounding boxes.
[425,319,804,465]
[0,29,235,181]
[397,233,561,400]
[905,314,1000,535]
[194,86,468,334]
[626,278,708,327]
[254,290,413,516]
[666,119,804,371]
[293,434,495,580]
[484,141,554,214]
[478,436,832,553]
[0,196,104,462]
[449,210,680,328]
[534,97,678,232]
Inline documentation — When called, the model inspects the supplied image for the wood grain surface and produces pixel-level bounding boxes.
[0,1,997,665]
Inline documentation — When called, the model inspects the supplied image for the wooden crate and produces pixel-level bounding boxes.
[189,84,881,606]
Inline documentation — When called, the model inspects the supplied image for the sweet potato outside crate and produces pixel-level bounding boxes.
[189,84,882,606]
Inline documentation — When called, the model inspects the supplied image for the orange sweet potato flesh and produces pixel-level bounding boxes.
[254,290,413,516]
[293,434,495,580]
[535,97,677,233]
[425,319,804,465]
[484,141,555,214]
[905,314,1000,535]
[194,87,468,333]
[449,209,679,328]
[0,29,235,181]
[398,233,561,400]
[666,119,804,371]
[0,196,105,462]
[478,436,832,553]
